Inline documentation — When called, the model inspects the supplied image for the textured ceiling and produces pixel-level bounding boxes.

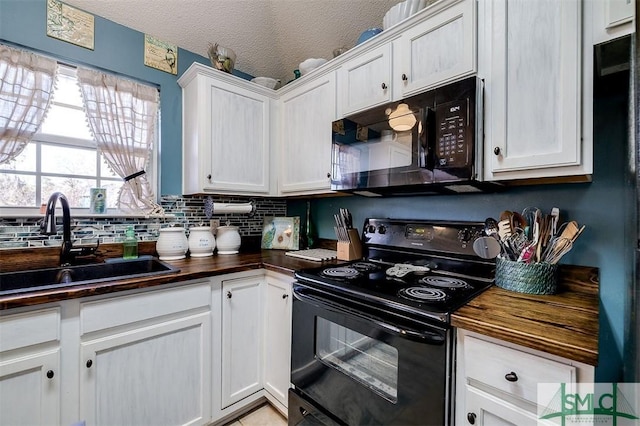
[64,0,400,83]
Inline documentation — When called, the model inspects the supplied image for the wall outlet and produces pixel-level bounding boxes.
[209,219,220,234]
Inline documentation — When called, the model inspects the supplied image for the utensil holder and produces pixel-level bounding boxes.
[337,229,362,261]
[495,257,558,295]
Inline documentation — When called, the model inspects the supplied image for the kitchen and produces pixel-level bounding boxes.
[0,0,637,425]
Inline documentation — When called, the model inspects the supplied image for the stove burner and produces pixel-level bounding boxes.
[398,287,448,302]
[350,262,381,273]
[321,267,361,279]
[419,276,470,289]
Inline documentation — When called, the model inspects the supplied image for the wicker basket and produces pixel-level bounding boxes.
[495,257,558,295]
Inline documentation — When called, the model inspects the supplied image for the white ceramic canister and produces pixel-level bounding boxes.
[188,226,216,257]
[156,227,188,260]
[216,225,241,254]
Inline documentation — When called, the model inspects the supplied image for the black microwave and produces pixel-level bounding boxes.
[330,77,498,196]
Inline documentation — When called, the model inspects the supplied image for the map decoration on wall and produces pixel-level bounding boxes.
[46,0,95,50]
[144,35,178,75]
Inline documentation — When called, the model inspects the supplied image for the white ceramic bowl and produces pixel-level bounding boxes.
[251,77,281,89]
[156,227,188,260]
[383,0,426,30]
[299,58,328,76]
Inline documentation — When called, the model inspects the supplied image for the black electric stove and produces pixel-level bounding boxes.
[294,218,495,323]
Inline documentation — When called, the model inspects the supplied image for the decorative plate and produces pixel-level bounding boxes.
[261,217,300,250]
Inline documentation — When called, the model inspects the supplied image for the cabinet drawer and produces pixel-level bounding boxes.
[0,308,60,352]
[464,336,575,404]
[80,281,210,335]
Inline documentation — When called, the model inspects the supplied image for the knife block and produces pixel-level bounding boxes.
[337,229,362,261]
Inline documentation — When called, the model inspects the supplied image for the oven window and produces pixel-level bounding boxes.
[315,317,398,402]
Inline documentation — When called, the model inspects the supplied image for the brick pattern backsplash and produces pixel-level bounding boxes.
[0,195,287,249]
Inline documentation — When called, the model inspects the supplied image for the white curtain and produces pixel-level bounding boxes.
[76,67,163,215]
[0,44,57,164]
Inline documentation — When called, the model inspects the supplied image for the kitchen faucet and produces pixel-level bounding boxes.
[40,192,76,265]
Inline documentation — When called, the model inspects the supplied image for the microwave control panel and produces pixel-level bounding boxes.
[435,99,471,168]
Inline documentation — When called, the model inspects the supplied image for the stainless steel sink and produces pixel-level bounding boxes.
[0,256,180,296]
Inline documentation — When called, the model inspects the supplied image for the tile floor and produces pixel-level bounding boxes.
[224,403,287,426]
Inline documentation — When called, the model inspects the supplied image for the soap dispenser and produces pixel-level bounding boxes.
[123,225,138,259]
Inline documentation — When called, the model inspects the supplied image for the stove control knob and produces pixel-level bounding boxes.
[367,225,376,234]
[377,225,387,234]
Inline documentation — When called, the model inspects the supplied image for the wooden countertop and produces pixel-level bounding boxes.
[452,264,599,366]
[1,245,599,366]
[0,249,332,310]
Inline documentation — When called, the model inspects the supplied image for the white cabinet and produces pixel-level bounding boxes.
[179,63,275,195]
[480,0,592,181]
[221,275,264,408]
[79,282,212,426]
[278,72,337,195]
[337,0,476,116]
[338,44,393,116]
[396,0,476,98]
[591,0,635,45]
[456,330,595,426]
[0,308,60,426]
[263,272,292,412]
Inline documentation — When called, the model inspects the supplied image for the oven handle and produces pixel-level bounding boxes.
[293,286,446,344]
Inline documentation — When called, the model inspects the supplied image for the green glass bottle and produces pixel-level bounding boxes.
[123,226,138,259]
[305,201,317,249]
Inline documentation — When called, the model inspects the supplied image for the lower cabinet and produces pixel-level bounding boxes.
[0,308,61,426]
[79,282,212,426]
[263,272,293,412]
[456,330,595,426]
[0,270,294,425]
[221,275,264,408]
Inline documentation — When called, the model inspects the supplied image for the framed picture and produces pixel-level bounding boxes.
[261,217,300,250]
[46,0,95,50]
[144,35,178,75]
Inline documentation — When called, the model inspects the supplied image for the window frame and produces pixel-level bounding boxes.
[0,63,160,217]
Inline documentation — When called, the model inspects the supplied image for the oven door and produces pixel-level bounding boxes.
[291,281,453,426]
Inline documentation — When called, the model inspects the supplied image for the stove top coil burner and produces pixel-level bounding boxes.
[350,262,381,273]
[419,276,470,289]
[398,287,448,302]
[321,267,361,279]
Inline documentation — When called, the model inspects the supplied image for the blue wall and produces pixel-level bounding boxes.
[1,0,634,382]
[290,73,634,382]
[0,0,250,196]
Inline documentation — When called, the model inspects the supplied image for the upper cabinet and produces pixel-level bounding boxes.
[337,0,476,116]
[480,0,592,181]
[179,64,276,196]
[337,44,393,116]
[396,0,476,98]
[278,72,337,195]
[591,0,635,44]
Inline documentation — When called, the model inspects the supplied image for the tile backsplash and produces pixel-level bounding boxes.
[0,195,287,249]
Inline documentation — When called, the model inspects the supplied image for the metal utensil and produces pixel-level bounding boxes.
[473,236,501,259]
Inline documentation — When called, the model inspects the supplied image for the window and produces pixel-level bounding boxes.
[0,64,157,212]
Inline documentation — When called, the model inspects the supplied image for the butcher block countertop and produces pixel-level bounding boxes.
[452,264,600,366]
[1,244,599,366]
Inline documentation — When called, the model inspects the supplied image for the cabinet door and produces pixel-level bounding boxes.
[338,44,393,116]
[80,313,211,426]
[0,349,60,426]
[205,80,270,193]
[279,73,337,194]
[483,0,584,179]
[464,387,538,426]
[398,0,476,97]
[263,274,292,408]
[221,276,263,408]
[182,67,271,196]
